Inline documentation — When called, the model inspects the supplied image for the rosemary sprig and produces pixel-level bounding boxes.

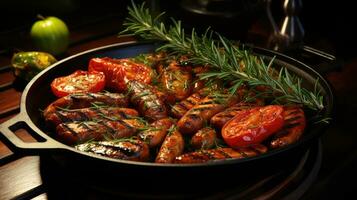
[120,1,324,111]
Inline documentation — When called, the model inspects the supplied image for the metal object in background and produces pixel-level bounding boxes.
[267,0,304,51]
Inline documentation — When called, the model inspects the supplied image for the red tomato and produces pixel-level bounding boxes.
[88,57,152,92]
[222,105,284,148]
[51,70,105,97]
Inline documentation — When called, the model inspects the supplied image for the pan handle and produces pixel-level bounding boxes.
[0,113,70,154]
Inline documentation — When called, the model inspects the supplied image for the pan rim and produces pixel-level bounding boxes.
[19,41,334,167]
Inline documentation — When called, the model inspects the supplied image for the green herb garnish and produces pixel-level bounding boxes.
[120,1,325,112]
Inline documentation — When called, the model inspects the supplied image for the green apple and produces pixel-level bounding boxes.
[30,16,69,56]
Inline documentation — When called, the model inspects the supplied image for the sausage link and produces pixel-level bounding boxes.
[155,128,185,163]
[138,118,175,147]
[160,61,193,101]
[128,80,168,122]
[45,107,139,127]
[210,103,261,129]
[43,92,129,117]
[170,89,208,119]
[190,127,217,150]
[174,144,267,163]
[270,106,306,149]
[56,118,146,145]
[75,139,150,162]
[177,93,238,134]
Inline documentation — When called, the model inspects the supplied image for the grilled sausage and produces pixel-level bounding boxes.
[138,118,175,148]
[155,128,185,163]
[56,118,146,145]
[174,145,267,163]
[170,89,208,119]
[128,80,168,122]
[270,106,306,149]
[190,127,217,150]
[177,93,239,134]
[43,92,129,117]
[210,103,262,129]
[160,61,193,101]
[75,139,150,162]
[45,107,139,127]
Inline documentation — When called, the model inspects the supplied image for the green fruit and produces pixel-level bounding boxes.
[30,16,69,56]
[11,51,57,82]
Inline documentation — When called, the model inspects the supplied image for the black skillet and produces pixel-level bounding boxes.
[0,41,334,191]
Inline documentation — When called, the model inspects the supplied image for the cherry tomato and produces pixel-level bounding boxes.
[222,105,284,148]
[88,57,152,92]
[51,70,105,97]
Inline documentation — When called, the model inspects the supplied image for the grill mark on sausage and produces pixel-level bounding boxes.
[216,148,233,158]
[284,122,301,129]
[54,111,70,123]
[97,121,116,135]
[79,121,96,131]
[86,93,98,99]
[103,142,142,157]
[118,111,129,119]
[185,98,196,105]
[285,116,302,122]
[76,140,149,161]
[61,123,78,136]
[116,119,135,130]
[76,111,91,121]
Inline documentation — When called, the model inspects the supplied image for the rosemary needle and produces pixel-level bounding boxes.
[120,1,325,112]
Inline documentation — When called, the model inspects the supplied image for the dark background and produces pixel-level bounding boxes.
[0,0,350,59]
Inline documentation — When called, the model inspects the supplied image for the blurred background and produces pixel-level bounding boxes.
[0,0,349,59]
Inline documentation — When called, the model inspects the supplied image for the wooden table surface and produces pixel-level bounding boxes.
[1,17,357,200]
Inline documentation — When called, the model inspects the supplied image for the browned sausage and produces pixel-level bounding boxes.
[155,128,185,163]
[43,92,129,117]
[170,89,208,119]
[270,106,306,149]
[190,127,217,150]
[210,103,262,129]
[45,107,139,127]
[160,61,193,101]
[128,80,168,122]
[138,118,175,147]
[75,139,150,162]
[56,118,146,145]
[177,93,239,134]
[174,145,267,163]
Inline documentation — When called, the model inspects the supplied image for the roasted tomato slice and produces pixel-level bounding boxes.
[88,57,152,92]
[50,70,105,97]
[222,105,284,148]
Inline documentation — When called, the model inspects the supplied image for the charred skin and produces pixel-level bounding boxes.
[138,118,175,148]
[128,80,168,122]
[210,102,263,129]
[43,92,129,118]
[174,145,267,163]
[160,61,193,101]
[75,139,150,162]
[177,93,238,134]
[56,118,145,145]
[170,89,208,119]
[190,127,217,150]
[155,129,185,163]
[270,106,306,148]
[45,107,139,127]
